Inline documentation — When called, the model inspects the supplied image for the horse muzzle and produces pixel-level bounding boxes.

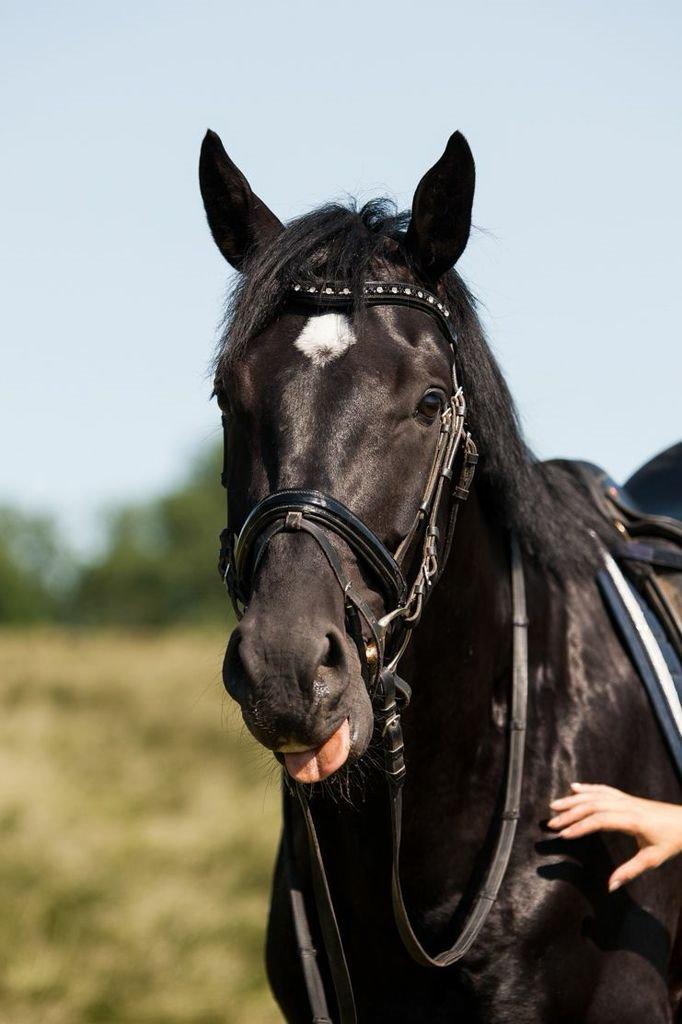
[223,582,375,778]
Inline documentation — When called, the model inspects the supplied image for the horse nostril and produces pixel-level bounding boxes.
[320,630,346,672]
[223,629,248,702]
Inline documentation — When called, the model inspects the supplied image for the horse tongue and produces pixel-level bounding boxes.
[283,719,350,783]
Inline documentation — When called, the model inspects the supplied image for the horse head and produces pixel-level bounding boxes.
[200,129,475,782]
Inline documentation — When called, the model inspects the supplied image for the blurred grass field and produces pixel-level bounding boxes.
[0,628,282,1024]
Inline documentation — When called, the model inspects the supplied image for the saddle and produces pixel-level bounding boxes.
[550,444,682,778]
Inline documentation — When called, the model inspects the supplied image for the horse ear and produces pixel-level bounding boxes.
[405,132,476,282]
[199,130,283,271]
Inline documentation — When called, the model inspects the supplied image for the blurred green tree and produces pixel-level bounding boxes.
[70,445,230,626]
[0,508,68,622]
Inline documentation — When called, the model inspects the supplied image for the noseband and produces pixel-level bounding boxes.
[217,279,528,1024]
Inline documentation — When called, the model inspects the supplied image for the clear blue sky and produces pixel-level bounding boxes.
[2,1,680,551]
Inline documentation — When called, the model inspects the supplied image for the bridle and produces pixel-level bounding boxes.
[219,281,479,699]
[217,280,528,1024]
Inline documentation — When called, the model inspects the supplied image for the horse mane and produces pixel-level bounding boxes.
[215,200,615,577]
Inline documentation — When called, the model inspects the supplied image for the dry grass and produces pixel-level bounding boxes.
[0,628,282,1024]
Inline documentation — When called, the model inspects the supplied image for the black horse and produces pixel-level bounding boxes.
[199,128,682,1022]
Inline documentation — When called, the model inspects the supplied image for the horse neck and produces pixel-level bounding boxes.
[402,483,512,782]
[390,484,515,896]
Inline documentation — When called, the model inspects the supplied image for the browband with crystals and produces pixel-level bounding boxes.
[287,280,458,346]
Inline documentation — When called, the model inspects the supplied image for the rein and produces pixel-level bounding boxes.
[217,280,528,1023]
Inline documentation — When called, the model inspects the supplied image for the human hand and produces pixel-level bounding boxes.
[548,782,682,891]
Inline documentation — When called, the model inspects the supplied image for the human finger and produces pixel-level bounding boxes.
[548,801,609,830]
[550,792,608,812]
[559,810,638,840]
[608,847,664,891]
[570,783,626,798]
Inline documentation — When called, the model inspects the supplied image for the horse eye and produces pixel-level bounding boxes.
[416,389,444,420]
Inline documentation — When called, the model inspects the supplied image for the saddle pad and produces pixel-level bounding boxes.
[598,552,682,781]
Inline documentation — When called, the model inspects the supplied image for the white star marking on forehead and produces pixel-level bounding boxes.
[293,313,356,367]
